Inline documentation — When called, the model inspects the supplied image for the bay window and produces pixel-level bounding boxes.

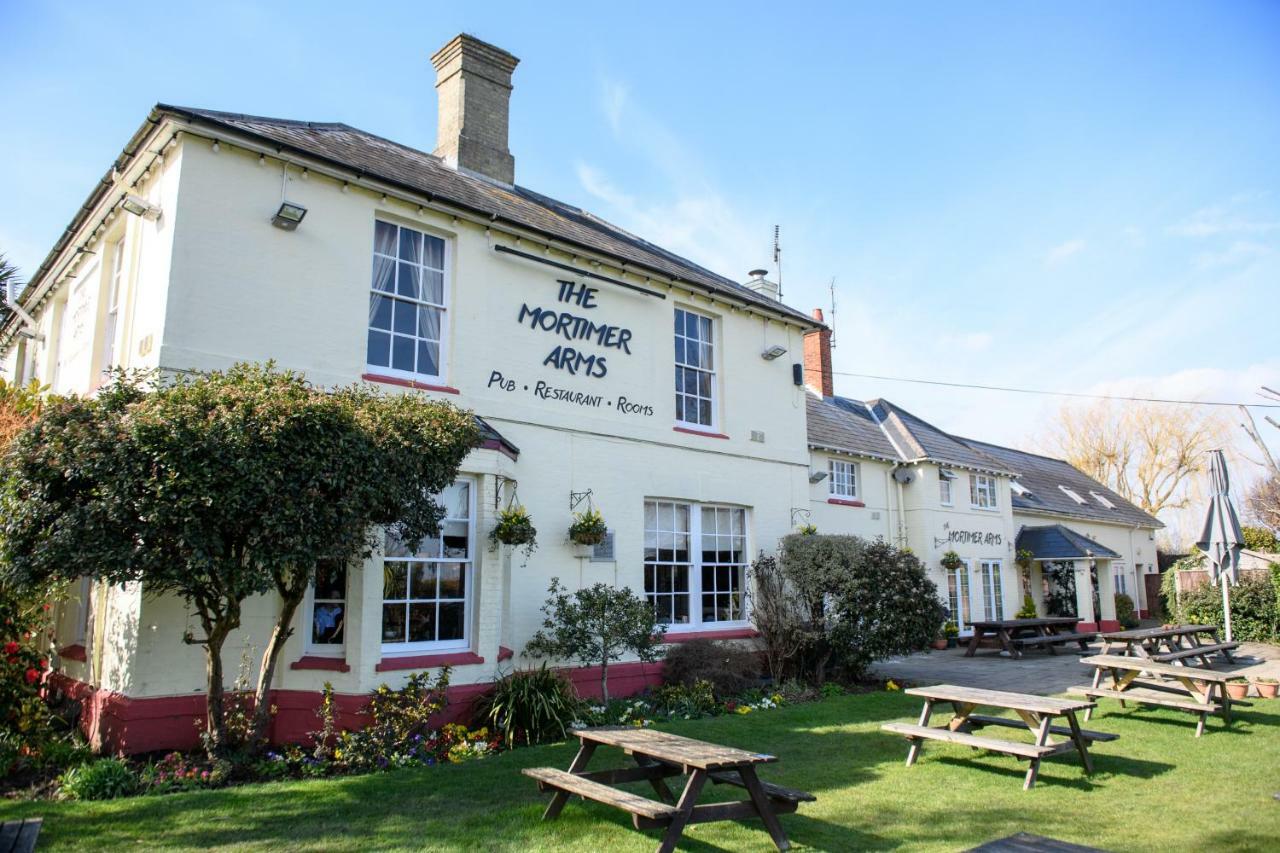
[674,308,716,429]
[644,500,747,628]
[367,220,448,381]
[381,479,473,651]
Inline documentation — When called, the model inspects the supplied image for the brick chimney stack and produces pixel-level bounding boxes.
[431,34,520,185]
[803,308,833,398]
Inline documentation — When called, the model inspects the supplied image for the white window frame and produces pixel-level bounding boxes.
[644,499,750,632]
[828,459,859,500]
[366,219,450,383]
[970,474,998,510]
[100,236,125,373]
[979,559,1003,621]
[1059,485,1086,505]
[305,559,349,656]
[946,563,971,634]
[74,577,94,647]
[673,307,717,431]
[380,478,475,654]
[939,469,955,506]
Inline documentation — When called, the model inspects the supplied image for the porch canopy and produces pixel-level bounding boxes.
[1016,524,1119,560]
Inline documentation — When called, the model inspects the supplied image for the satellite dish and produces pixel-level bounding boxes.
[892,467,915,485]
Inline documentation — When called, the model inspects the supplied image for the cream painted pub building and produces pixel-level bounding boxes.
[800,317,1162,635]
[1,35,819,751]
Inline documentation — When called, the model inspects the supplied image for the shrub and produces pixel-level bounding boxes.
[661,639,759,698]
[1114,593,1140,629]
[329,669,452,771]
[524,579,665,702]
[749,554,815,683]
[651,680,719,718]
[1177,573,1278,642]
[1015,595,1037,619]
[141,752,228,794]
[59,758,138,800]
[777,535,945,683]
[474,664,582,748]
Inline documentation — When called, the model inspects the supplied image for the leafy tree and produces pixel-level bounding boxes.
[777,534,944,683]
[1242,524,1279,554]
[0,364,478,756]
[524,579,665,702]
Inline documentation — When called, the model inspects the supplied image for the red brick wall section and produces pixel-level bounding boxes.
[49,661,666,755]
[802,308,833,398]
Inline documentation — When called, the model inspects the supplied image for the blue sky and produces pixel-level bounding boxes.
[2,1,1278,522]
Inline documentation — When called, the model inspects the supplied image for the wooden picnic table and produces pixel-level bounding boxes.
[523,726,814,853]
[881,684,1112,790]
[1072,653,1249,737]
[1096,624,1238,666]
[965,617,1095,659]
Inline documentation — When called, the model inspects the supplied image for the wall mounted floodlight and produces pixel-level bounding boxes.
[121,195,161,220]
[808,470,828,484]
[761,344,788,361]
[272,201,307,231]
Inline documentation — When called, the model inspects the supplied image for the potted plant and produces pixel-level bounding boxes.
[931,631,948,651]
[797,523,818,535]
[491,505,537,564]
[940,550,964,572]
[568,507,607,547]
[1225,677,1250,701]
[943,621,959,649]
[1015,594,1037,619]
[1250,676,1278,699]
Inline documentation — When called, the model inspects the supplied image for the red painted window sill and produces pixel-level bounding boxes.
[661,628,760,643]
[362,373,460,395]
[497,646,514,662]
[375,651,484,672]
[58,644,87,662]
[827,498,866,508]
[673,426,730,440]
[290,655,351,673]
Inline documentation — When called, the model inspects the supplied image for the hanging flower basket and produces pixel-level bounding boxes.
[568,507,608,546]
[940,550,964,572]
[491,505,537,548]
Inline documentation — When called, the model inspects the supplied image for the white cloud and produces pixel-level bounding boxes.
[1169,203,1280,238]
[1045,239,1085,265]
[599,79,628,136]
[1193,239,1273,270]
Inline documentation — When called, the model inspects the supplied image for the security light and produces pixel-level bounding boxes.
[121,195,161,220]
[808,470,828,484]
[761,344,788,361]
[272,201,308,231]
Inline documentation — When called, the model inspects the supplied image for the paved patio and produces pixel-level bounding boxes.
[872,640,1280,696]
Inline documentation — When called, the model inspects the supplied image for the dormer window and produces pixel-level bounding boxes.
[1059,485,1087,505]
[1090,491,1116,510]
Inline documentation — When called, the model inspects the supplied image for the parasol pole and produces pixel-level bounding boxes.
[1222,580,1233,642]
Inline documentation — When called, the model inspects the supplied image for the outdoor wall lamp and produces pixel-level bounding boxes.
[808,470,828,484]
[272,201,308,231]
[761,344,788,361]
[120,194,161,220]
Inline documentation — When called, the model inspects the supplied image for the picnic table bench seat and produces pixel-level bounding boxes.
[1150,642,1239,663]
[964,713,1119,742]
[707,771,816,805]
[1010,632,1096,648]
[0,819,42,853]
[881,722,1060,759]
[1076,654,1245,736]
[523,767,679,825]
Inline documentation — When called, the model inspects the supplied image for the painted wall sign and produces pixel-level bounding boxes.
[933,528,1003,548]
[516,280,635,378]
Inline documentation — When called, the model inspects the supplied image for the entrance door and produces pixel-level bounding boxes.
[1144,572,1164,620]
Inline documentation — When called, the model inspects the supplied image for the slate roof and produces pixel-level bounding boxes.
[475,416,519,458]
[805,393,901,462]
[962,438,1159,528]
[1016,524,1121,560]
[806,394,1161,529]
[867,399,1015,475]
[155,105,817,326]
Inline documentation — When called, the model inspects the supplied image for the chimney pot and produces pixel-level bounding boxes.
[743,269,780,301]
[431,34,520,185]
[748,269,768,279]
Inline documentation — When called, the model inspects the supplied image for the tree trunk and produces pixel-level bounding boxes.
[600,659,610,704]
[249,587,303,750]
[203,622,232,759]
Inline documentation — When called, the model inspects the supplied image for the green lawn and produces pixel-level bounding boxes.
[3,690,1278,851]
